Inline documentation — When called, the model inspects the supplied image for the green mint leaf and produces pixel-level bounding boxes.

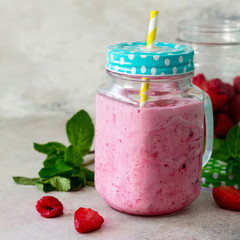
[212,138,231,161]
[70,177,85,191]
[66,110,94,156]
[64,145,84,168]
[227,157,240,180]
[71,169,87,184]
[38,159,73,178]
[13,176,41,185]
[43,154,64,167]
[48,176,71,192]
[34,142,67,155]
[86,181,94,186]
[226,125,240,157]
[70,169,87,190]
[82,167,94,183]
[36,182,56,193]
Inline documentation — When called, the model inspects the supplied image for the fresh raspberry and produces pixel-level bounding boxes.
[192,74,207,91]
[74,208,104,234]
[229,94,240,123]
[207,89,228,112]
[220,83,235,101]
[219,104,230,115]
[206,78,222,93]
[214,113,234,137]
[213,186,240,211]
[36,196,63,218]
[234,76,240,93]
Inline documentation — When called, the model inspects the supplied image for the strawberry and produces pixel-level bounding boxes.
[206,78,222,93]
[214,113,234,137]
[192,74,207,91]
[212,186,240,211]
[234,76,240,93]
[207,89,228,112]
[74,208,104,234]
[229,94,240,123]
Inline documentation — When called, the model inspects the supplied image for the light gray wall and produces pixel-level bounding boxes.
[0,0,240,118]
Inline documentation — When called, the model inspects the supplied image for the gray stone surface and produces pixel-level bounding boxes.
[0,0,240,118]
[1,1,240,239]
[0,116,240,240]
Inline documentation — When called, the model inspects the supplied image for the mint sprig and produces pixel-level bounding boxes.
[212,124,240,180]
[66,110,94,156]
[13,110,95,192]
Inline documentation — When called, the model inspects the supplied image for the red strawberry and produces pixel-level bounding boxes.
[212,186,240,211]
[229,94,240,123]
[220,83,235,101]
[214,113,234,137]
[74,208,104,234]
[234,76,240,93]
[206,78,222,93]
[36,196,63,218]
[192,74,207,91]
[207,89,228,111]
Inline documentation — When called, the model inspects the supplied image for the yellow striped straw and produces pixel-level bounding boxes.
[146,10,159,49]
[140,78,150,108]
[139,10,159,108]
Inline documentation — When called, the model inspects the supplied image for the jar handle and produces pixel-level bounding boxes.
[202,93,214,167]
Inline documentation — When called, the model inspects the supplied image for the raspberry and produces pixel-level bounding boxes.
[220,83,235,100]
[214,113,234,137]
[36,196,63,218]
[192,74,207,91]
[229,94,240,123]
[74,208,104,234]
[234,76,240,93]
[207,89,228,112]
[219,104,230,115]
[206,78,222,93]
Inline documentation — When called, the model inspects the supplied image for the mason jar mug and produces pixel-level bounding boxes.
[95,42,213,215]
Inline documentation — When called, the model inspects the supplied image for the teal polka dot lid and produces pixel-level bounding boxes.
[106,41,194,76]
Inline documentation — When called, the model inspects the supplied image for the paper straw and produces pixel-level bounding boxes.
[139,10,159,108]
[140,78,150,108]
[146,10,159,49]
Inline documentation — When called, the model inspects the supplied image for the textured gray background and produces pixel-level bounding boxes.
[0,0,240,118]
[1,2,240,239]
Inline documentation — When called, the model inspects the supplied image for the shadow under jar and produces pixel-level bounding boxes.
[95,42,213,215]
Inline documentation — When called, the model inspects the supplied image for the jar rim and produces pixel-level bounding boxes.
[178,19,240,33]
[106,69,194,82]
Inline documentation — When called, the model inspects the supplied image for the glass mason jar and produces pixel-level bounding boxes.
[177,19,240,83]
[95,42,213,216]
[177,20,240,189]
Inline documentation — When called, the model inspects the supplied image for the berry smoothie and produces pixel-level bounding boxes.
[95,93,204,215]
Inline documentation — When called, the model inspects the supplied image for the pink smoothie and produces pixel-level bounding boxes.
[95,93,204,215]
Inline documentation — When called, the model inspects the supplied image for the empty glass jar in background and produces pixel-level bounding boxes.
[177,19,240,83]
[177,20,240,189]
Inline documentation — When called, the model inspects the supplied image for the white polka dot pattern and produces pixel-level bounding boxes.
[151,68,156,75]
[213,173,218,179]
[164,58,170,66]
[106,41,194,75]
[141,66,146,73]
[202,158,240,190]
[128,54,134,60]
